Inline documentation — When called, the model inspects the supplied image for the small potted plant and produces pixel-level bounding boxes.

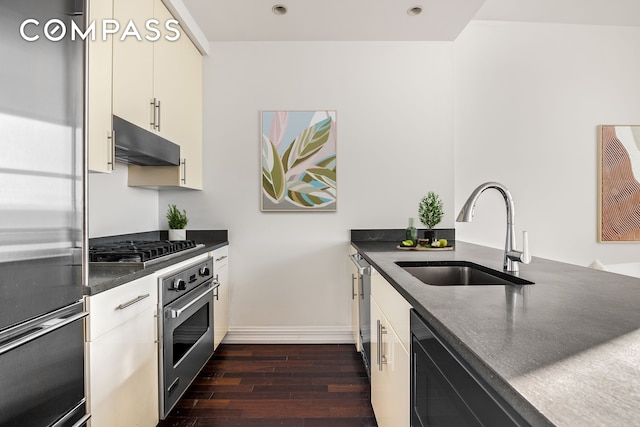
[418,192,444,243]
[167,204,188,241]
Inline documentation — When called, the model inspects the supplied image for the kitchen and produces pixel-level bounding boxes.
[2,0,640,426]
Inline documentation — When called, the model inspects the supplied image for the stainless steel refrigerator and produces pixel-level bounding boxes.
[0,0,89,426]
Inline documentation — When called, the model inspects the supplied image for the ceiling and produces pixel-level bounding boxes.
[180,0,640,42]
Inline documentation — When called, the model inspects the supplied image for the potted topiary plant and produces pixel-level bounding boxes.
[167,204,188,241]
[418,192,444,243]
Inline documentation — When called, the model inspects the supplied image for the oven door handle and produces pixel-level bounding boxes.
[169,282,214,319]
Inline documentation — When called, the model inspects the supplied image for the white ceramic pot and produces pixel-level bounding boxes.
[168,229,187,241]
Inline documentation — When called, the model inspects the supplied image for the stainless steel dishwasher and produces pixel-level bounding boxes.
[410,310,530,426]
[349,252,372,377]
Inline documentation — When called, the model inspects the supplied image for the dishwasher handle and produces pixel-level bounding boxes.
[349,253,371,276]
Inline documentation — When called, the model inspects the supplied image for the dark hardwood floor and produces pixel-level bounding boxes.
[157,344,378,427]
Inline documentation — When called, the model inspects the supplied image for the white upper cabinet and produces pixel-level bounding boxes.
[127,0,203,190]
[111,0,154,131]
[100,0,204,189]
[87,0,114,173]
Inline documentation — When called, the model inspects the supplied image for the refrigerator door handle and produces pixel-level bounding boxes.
[0,310,88,356]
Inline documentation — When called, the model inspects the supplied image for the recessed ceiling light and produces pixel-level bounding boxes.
[407,6,423,16]
[272,4,287,15]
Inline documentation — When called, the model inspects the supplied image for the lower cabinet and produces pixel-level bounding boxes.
[370,267,411,427]
[85,274,159,427]
[212,246,229,350]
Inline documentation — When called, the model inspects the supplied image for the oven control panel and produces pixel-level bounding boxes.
[161,258,213,305]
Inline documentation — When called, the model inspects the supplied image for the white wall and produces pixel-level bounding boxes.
[86,23,640,336]
[88,166,160,237]
[159,41,455,341]
[454,21,640,266]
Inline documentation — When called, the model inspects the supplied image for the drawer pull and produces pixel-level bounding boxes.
[215,255,227,262]
[115,294,150,310]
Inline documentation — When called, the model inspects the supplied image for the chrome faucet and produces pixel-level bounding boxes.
[456,182,531,272]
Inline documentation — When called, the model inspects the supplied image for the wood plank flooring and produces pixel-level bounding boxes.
[157,344,378,427]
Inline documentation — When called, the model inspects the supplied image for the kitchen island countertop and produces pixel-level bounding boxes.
[352,240,640,426]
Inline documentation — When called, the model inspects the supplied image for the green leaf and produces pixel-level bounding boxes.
[286,180,336,208]
[305,167,336,189]
[315,154,336,171]
[262,136,286,202]
[283,117,332,171]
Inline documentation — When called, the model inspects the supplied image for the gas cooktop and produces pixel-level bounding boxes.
[89,240,203,267]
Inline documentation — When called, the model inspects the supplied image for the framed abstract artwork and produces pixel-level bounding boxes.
[261,110,337,212]
[598,125,640,241]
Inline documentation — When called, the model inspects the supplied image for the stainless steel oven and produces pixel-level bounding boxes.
[159,258,215,419]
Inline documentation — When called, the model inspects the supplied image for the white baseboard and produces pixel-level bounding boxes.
[222,326,354,344]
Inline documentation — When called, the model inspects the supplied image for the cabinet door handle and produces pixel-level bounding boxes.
[107,130,115,170]
[377,319,388,371]
[351,274,357,299]
[213,283,220,301]
[115,294,150,310]
[111,129,116,170]
[156,99,161,131]
[181,158,187,184]
[150,98,157,129]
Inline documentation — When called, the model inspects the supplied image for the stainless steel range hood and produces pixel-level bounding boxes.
[113,115,180,166]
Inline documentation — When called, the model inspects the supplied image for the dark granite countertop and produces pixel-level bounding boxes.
[351,239,640,427]
[86,230,228,296]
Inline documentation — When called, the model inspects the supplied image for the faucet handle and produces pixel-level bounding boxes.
[507,230,531,266]
[521,231,531,264]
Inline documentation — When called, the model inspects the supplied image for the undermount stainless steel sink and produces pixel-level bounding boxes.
[396,261,534,286]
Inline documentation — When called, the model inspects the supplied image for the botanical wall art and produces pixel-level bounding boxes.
[261,111,337,211]
[598,125,640,241]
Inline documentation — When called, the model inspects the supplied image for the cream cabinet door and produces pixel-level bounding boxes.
[371,296,410,427]
[86,274,159,427]
[127,0,203,189]
[371,267,411,350]
[153,0,202,152]
[112,0,154,131]
[370,267,411,427]
[213,247,229,350]
[87,306,159,427]
[87,0,114,173]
